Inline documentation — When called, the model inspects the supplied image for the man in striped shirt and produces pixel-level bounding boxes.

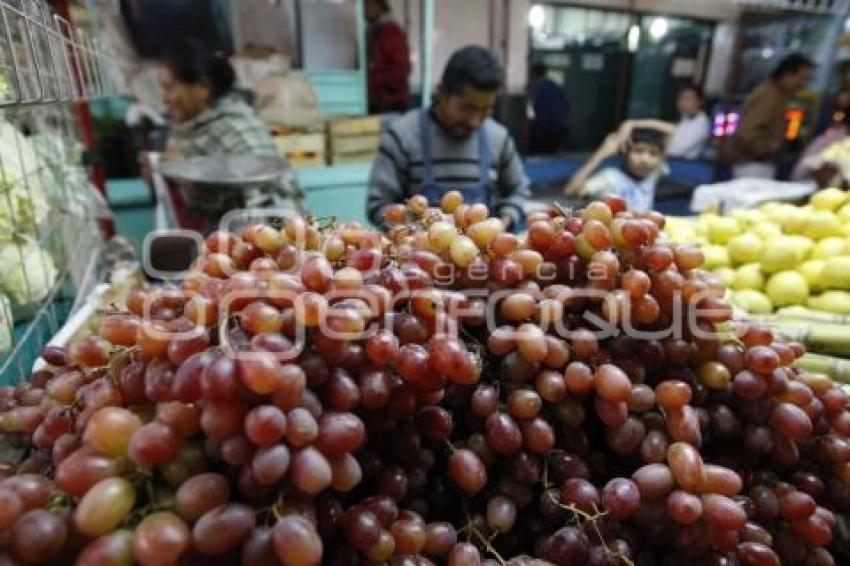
[367,46,530,229]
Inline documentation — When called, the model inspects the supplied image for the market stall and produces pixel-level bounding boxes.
[5,1,850,565]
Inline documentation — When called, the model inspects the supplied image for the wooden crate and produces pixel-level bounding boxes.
[273,133,326,169]
[330,133,381,155]
[328,115,382,137]
[331,151,378,165]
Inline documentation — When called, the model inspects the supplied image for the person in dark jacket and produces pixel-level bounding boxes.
[728,53,815,179]
[365,0,410,114]
[527,63,569,154]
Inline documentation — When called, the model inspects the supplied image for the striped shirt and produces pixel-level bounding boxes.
[367,108,530,226]
[169,93,304,218]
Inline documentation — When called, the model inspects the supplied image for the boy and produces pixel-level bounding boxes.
[564,123,668,213]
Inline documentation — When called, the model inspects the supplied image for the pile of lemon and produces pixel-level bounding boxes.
[664,187,850,314]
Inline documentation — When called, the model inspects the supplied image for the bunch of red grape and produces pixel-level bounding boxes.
[0,192,848,565]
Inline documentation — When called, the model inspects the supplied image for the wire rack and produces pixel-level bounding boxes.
[0,0,115,385]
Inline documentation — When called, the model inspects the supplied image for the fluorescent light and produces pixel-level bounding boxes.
[627,24,641,52]
[529,5,545,29]
[649,17,668,40]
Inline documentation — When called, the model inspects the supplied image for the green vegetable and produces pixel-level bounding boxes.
[793,353,850,383]
[0,238,57,312]
[0,119,50,240]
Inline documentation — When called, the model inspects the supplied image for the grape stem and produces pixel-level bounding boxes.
[553,202,574,220]
[47,491,70,511]
[469,523,508,566]
[542,489,635,566]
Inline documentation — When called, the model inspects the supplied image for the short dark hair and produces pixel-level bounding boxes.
[531,62,548,78]
[771,53,816,80]
[367,0,390,11]
[162,41,236,100]
[441,46,504,96]
[679,83,704,100]
[630,127,666,152]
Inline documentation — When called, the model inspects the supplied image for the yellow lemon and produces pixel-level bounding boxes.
[752,222,783,240]
[838,202,850,222]
[819,256,850,290]
[702,245,731,270]
[731,290,774,314]
[803,210,842,240]
[760,236,807,273]
[797,259,826,293]
[732,263,765,291]
[780,207,809,234]
[726,233,763,265]
[707,216,740,245]
[784,235,814,260]
[759,201,786,215]
[810,187,848,211]
[765,271,810,308]
[810,237,847,260]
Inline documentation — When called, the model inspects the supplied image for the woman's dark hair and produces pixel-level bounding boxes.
[771,53,816,80]
[162,41,236,100]
[441,46,504,96]
[679,83,704,100]
[630,128,666,152]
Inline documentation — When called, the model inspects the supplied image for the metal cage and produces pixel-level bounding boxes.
[0,0,115,384]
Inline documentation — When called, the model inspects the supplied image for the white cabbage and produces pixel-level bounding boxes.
[0,238,58,310]
[0,120,50,240]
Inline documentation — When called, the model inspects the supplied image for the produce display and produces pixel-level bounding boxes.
[1,194,849,565]
[665,187,850,316]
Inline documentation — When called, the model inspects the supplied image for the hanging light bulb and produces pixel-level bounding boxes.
[528,5,545,29]
[649,17,668,40]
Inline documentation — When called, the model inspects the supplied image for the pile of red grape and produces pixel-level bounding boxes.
[1,192,849,565]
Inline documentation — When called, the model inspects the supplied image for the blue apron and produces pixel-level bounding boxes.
[418,108,492,209]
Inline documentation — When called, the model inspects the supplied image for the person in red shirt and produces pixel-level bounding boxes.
[365,0,410,114]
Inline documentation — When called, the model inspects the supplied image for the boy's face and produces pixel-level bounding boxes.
[677,89,701,115]
[625,142,663,179]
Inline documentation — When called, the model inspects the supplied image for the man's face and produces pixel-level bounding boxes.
[364,0,383,21]
[625,142,663,179]
[435,86,498,140]
[782,66,815,93]
[159,66,210,124]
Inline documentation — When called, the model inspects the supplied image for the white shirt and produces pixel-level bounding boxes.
[668,112,710,159]
[584,166,664,213]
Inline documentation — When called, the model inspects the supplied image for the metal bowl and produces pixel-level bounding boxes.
[160,154,289,187]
